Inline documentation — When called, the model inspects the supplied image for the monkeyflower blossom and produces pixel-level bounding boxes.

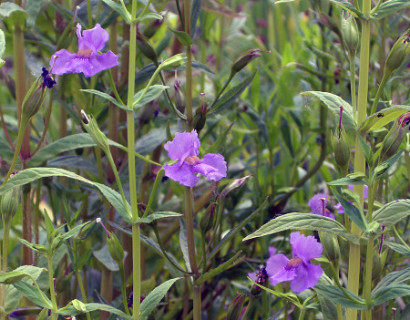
[308,193,335,219]
[163,130,227,187]
[50,24,118,77]
[266,232,323,293]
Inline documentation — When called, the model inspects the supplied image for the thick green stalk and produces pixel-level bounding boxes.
[76,270,91,320]
[48,256,58,320]
[127,1,141,318]
[349,56,357,113]
[120,265,131,315]
[347,0,371,319]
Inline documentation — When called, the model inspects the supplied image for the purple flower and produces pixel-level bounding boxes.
[266,232,323,293]
[334,185,368,214]
[248,247,276,281]
[163,130,227,187]
[50,24,118,78]
[41,67,56,88]
[308,193,335,219]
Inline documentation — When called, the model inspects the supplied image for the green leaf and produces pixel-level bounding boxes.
[314,285,367,310]
[102,0,131,23]
[135,12,163,23]
[135,211,182,224]
[0,29,5,68]
[383,241,410,257]
[168,28,192,46]
[328,176,367,186]
[62,221,91,241]
[26,0,47,28]
[210,72,256,114]
[372,199,410,227]
[243,212,359,244]
[140,278,182,320]
[93,245,120,272]
[359,105,410,133]
[331,187,368,233]
[373,266,410,294]
[0,168,132,223]
[13,281,53,308]
[19,239,48,255]
[330,0,363,17]
[133,85,169,110]
[302,91,356,132]
[371,0,410,20]
[0,2,27,27]
[371,284,410,306]
[159,53,186,71]
[0,268,44,284]
[373,150,404,180]
[57,300,133,319]
[316,275,339,320]
[81,89,130,111]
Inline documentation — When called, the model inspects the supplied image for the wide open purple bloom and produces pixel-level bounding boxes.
[163,130,227,187]
[266,232,323,293]
[308,193,335,219]
[50,24,118,78]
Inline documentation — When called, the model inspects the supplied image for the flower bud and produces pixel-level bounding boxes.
[226,293,246,320]
[193,105,207,133]
[22,77,46,121]
[380,112,410,160]
[341,15,359,55]
[250,265,268,296]
[1,187,21,222]
[220,175,253,198]
[384,30,410,75]
[319,231,340,265]
[136,32,158,62]
[80,110,110,154]
[372,251,382,281]
[231,49,262,75]
[200,202,216,234]
[107,233,125,266]
[143,18,164,39]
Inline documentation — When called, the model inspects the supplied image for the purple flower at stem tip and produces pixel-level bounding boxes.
[50,24,118,78]
[308,193,335,219]
[163,130,227,187]
[41,67,56,89]
[266,232,323,293]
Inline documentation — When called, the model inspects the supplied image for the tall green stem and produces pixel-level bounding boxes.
[127,1,141,318]
[48,256,58,320]
[347,0,371,319]
[184,188,201,320]
[184,0,193,130]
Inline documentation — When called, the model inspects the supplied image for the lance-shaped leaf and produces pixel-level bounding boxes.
[359,105,410,133]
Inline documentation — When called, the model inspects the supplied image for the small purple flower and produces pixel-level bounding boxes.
[50,24,118,78]
[266,232,323,293]
[41,67,56,88]
[163,130,227,187]
[308,193,335,219]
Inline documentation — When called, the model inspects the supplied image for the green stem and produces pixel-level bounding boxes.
[86,0,93,28]
[48,255,58,320]
[1,118,28,186]
[298,308,306,320]
[184,0,193,130]
[106,151,128,211]
[184,187,201,320]
[120,265,131,315]
[141,168,164,218]
[347,0,371,319]
[349,55,357,114]
[2,222,9,273]
[209,73,234,111]
[76,270,92,320]
[392,226,410,250]
[363,236,374,320]
[370,72,390,115]
[108,68,125,106]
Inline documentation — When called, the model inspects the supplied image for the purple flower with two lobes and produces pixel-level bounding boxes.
[50,24,118,78]
[308,193,335,219]
[163,130,227,187]
[266,232,323,293]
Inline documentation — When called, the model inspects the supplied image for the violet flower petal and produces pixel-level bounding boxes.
[268,246,276,256]
[164,131,200,164]
[50,49,77,75]
[193,153,227,182]
[163,163,199,187]
[266,253,289,279]
[77,23,108,51]
[248,272,257,281]
[290,232,322,263]
[308,193,328,215]
[289,264,310,293]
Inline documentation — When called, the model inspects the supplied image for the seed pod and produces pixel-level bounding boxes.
[332,128,350,170]
[341,15,359,55]
[385,30,410,75]
[1,187,21,222]
[107,233,125,267]
[136,32,158,62]
[80,110,110,154]
[319,231,340,266]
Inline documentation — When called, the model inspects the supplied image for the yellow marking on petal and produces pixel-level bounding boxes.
[77,49,93,58]
[285,257,303,270]
[185,156,200,165]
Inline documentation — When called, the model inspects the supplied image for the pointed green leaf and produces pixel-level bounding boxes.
[135,211,182,224]
[314,285,367,310]
[372,199,410,227]
[360,105,410,133]
[140,278,182,320]
[371,0,410,20]
[243,212,359,244]
[133,85,169,110]
[81,89,130,111]
[57,300,133,319]
[371,284,410,306]
[13,281,52,309]
[168,28,192,46]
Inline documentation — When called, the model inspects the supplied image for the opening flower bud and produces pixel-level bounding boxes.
[81,110,110,153]
[193,93,207,133]
[385,29,410,75]
[107,233,125,266]
[231,49,262,75]
[1,187,21,222]
[380,112,410,161]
